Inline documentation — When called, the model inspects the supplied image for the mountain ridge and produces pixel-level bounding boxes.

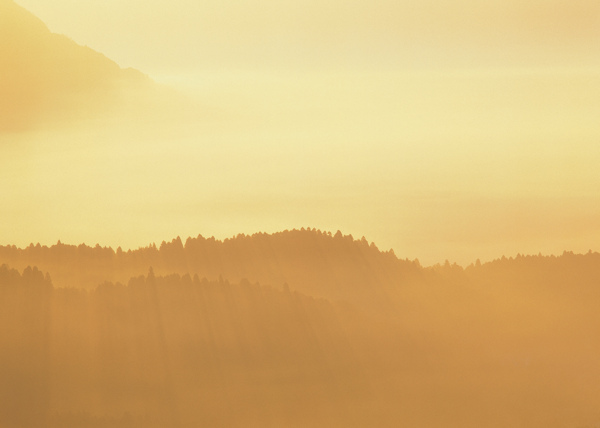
[2,235,600,427]
[0,0,151,132]
[0,228,419,315]
[1,227,599,319]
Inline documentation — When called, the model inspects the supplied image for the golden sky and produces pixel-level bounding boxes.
[3,0,600,265]
[12,0,600,73]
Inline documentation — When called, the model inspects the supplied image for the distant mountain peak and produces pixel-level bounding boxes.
[0,0,150,132]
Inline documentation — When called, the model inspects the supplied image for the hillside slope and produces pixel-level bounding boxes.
[3,248,600,427]
[0,229,423,313]
[0,0,149,132]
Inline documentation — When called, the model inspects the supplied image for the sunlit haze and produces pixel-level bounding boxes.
[3,0,600,265]
[4,2,600,427]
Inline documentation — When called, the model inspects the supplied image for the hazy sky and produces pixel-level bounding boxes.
[12,0,600,73]
[3,0,600,265]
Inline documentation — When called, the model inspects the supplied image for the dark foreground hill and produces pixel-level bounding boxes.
[0,265,367,427]
[2,232,600,427]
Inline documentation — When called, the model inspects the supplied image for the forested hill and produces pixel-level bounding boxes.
[3,246,600,427]
[2,229,600,315]
[0,229,421,312]
[0,265,368,428]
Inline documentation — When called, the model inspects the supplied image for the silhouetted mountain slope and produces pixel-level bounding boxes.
[0,265,367,428]
[467,250,600,291]
[3,230,600,319]
[3,248,600,427]
[0,230,423,314]
[0,0,149,132]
